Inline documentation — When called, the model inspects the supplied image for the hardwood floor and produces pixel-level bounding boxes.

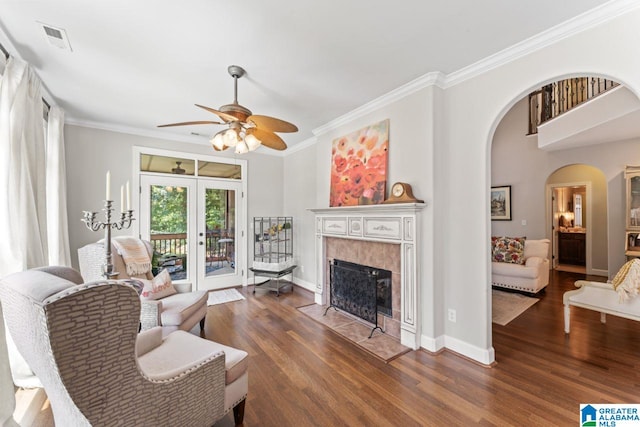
[29,270,640,426]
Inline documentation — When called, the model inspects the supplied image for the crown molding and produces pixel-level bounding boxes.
[65,117,294,157]
[290,0,639,157]
[312,71,445,137]
[65,117,210,145]
[16,0,637,160]
[284,135,317,155]
[444,0,640,88]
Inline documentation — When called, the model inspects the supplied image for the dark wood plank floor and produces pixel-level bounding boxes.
[31,270,640,426]
[212,271,640,426]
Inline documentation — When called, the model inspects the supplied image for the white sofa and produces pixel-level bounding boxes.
[491,239,550,294]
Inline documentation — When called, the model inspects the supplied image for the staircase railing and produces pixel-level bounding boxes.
[528,77,619,135]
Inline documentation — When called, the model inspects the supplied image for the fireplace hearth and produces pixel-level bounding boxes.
[327,259,392,337]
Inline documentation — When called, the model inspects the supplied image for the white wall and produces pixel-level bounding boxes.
[283,86,438,344]
[442,7,640,361]
[65,125,284,269]
[282,144,317,290]
[284,6,640,364]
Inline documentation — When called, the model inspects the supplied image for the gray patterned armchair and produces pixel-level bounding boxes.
[0,266,248,426]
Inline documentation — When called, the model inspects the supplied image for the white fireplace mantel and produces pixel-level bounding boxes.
[309,203,425,349]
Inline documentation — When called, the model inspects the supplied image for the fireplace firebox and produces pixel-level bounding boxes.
[326,259,392,337]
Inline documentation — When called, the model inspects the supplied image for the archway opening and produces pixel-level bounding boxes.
[488,73,637,363]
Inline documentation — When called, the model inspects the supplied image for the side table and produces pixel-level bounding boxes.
[250,265,297,297]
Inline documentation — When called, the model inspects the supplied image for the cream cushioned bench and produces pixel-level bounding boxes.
[564,280,640,334]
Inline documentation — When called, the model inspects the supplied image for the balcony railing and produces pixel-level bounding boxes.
[150,231,234,264]
[528,77,619,135]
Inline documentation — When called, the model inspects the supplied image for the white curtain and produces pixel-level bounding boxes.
[46,106,71,266]
[0,57,72,403]
[0,56,48,276]
[0,55,48,425]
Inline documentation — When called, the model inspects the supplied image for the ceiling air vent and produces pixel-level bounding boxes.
[38,22,72,51]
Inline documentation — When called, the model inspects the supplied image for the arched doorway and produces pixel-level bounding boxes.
[488,75,633,363]
[546,164,608,276]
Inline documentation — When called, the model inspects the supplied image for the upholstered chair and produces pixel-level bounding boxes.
[0,267,248,426]
[78,240,207,336]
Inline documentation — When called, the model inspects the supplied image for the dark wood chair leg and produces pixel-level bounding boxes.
[233,399,245,425]
[200,317,205,331]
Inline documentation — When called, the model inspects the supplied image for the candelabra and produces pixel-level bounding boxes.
[82,200,135,279]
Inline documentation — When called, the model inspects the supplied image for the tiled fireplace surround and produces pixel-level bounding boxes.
[325,238,402,339]
[311,204,424,349]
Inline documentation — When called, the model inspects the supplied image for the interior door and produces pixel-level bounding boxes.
[139,175,197,284]
[197,179,243,290]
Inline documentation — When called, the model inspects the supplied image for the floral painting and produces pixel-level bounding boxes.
[330,119,389,207]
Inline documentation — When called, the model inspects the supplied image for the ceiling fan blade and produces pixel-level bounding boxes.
[252,128,287,150]
[248,115,298,133]
[195,104,238,123]
[157,120,222,128]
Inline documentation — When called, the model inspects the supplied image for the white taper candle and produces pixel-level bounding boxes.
[106,170,111,200]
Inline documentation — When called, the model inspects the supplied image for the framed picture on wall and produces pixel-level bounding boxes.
[491,185,512,221]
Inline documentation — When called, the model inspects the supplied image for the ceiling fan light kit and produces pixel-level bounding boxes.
[159,65,298,154]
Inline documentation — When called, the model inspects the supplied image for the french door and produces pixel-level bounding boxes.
[139,174,244,291]
[197,179,243,290]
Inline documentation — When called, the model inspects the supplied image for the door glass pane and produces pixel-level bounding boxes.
[204,188,236,277]
[149,185,189,281]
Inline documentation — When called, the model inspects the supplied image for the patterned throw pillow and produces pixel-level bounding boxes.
[140,269,177,300]
[492,237,526,264]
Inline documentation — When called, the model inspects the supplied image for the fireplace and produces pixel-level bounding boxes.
[311,203,425,350]
[329,259,392,329]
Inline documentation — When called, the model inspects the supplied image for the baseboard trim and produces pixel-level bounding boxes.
[420,334,495,365]
[420,334,445,353]
[292,277,315,293]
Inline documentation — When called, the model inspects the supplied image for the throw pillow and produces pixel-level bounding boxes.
[140,269,177,301]
[492,237,526,264]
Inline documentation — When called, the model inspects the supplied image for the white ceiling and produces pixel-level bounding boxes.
[0,0,620,151]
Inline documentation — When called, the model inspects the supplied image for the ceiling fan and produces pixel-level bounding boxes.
[158,65,298,153]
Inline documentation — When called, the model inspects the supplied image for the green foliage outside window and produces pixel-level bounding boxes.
[205,189,227,231]
[150,186,187,234]
[150,185,228,235]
